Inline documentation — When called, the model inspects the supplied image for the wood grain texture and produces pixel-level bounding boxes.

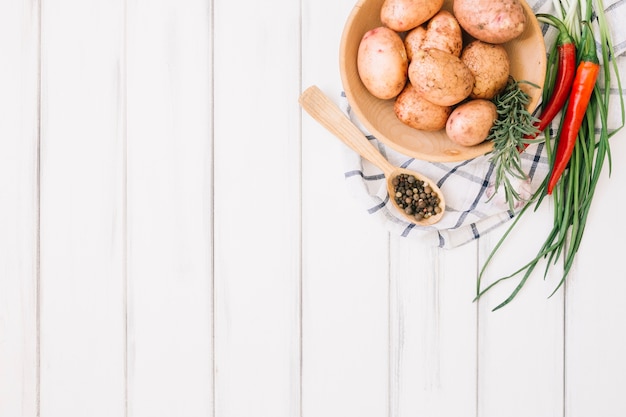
[212,0,302,416]
[390,240,478,417]
[126,0,214,415]
[39,0,126,415]
[0,1,40,416]
[477,200,564,417]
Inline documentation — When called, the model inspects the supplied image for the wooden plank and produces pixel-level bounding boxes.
[476,199,564,417]
[564,59,626,417]
[301,0,390,416]
[299,102,390,416]
[39,0,126,415]
[125,0,214,415]
[299,123,389,417]
[212,0,302,415]
[390,241,478,417]
[0,1,40,416]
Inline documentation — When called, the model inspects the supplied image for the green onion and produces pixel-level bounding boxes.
[476,0,624,310]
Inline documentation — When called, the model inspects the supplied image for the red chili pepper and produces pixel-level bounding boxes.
[546,27,600,195]
[524,15,576,148]
[535,15,577,133]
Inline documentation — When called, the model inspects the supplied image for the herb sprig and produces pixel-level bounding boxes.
[486,78,541,212]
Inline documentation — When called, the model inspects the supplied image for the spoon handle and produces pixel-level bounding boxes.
[299,85,396,177]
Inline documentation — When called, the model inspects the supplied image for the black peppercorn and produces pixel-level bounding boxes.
[392,173,442,222]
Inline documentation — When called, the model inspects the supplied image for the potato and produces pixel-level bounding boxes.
[445,99,497,146]
[422,10,463,56]
[461,40,510,99]
[408,48,474,107]
[394,83,452,131]
[357,27,408,100]
[453,0,527,44]
[381,0,444,32]
[404,26,427,62]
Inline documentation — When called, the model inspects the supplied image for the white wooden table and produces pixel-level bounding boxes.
[2,1,626,416]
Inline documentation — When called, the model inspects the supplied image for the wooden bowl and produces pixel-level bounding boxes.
[339,0,546,162]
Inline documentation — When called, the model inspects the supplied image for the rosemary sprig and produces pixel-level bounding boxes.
[486,78,541,211]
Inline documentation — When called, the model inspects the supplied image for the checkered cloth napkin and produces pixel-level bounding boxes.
[341,0,626,248]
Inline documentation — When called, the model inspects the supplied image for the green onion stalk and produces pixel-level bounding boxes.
[476,0,625,311]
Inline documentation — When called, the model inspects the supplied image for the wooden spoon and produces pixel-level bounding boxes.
[298,85,445,226]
